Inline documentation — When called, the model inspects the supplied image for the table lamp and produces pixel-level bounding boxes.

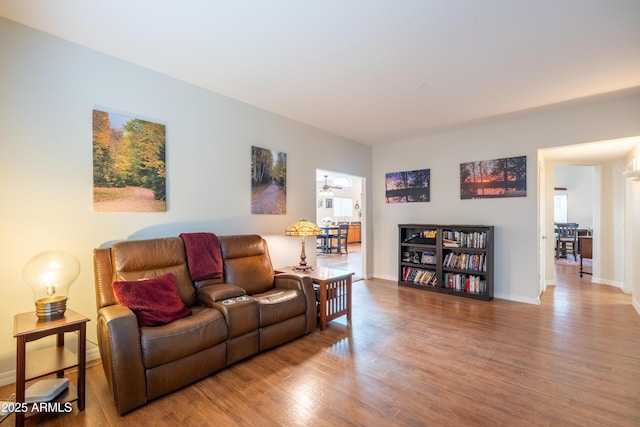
[23,250,80,320]
[285,219,322,271]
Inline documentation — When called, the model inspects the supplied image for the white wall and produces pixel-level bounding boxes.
[373,95,640,304]
[624,143,640,311]
[554,165,594,229]
[0,19,372,378]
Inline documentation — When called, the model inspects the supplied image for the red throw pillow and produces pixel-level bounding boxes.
[112,273,191,327]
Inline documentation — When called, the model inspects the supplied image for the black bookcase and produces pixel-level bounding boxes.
[398,224,494,301]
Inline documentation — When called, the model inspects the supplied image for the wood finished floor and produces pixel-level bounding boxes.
[2,263,639,426]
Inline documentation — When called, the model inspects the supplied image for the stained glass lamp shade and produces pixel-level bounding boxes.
[285,220,322,271]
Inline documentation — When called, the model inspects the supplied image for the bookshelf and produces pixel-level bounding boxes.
[398,224,494,301]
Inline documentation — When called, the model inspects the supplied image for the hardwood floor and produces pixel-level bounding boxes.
[2,262,639,426]
[317,243,362,279]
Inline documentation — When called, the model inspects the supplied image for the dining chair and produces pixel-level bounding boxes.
[555,222,578,260]
[317,234,329,254]
[329,223,350,254]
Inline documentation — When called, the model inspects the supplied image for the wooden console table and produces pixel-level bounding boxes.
[275,266,353,330]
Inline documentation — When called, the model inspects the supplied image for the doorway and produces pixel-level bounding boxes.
[539,137,639,298]
[315,169,364,280]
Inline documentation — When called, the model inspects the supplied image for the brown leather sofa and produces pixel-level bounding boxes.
[93,234,315,415]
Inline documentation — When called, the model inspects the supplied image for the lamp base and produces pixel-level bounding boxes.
[293,264,314,272]
[35,296,67,320]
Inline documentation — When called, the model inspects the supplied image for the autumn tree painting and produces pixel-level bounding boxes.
[460,155,526,199]
[385,168,430,203]
[93,109,167,212]
[251,146,286,214]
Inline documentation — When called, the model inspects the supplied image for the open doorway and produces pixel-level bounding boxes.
[552,165,595,278]
[540,137,639,300]
[315,169,364,280]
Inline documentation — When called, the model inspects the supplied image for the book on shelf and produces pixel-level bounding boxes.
[402,266,437,286]
[442,252,486,272]
[443,238,459,247]
[442,230,487,249]
[443,273,486,294]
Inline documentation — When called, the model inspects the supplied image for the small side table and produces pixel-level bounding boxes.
[276,266,353,330]
[13,309,90,427]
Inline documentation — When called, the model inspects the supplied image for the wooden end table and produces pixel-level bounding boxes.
[276,266,353,330]
[13,309,89,426]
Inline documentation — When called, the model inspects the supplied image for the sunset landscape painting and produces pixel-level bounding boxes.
[385,168,430,203]
[460,155,526,199]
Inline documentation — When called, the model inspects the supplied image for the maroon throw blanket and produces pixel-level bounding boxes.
[179,232,223,281]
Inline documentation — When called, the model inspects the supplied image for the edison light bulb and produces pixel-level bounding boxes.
[23,251,80,320]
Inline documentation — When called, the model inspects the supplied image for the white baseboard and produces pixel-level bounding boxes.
[373,275,540,305]
[0,347,101,388]
[591,277,624,289]
[494,292,540,305]
[374,273,397,281]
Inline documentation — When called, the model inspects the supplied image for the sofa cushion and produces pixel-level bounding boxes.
[111,237,196,307]
[253,288,307,327]
[140,306,228,369]
[113,273,191,327]
[219,235,275,294]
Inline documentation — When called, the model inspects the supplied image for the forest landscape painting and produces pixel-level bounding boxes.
[385,168,430,203]
[460,155,526,199]
[93,109,167,212]
[251,146,287,214]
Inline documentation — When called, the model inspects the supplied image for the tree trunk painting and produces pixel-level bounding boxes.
[251,146,287,214]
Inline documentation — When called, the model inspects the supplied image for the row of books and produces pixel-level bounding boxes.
[443,273,487,294]
[442,252,487,272]
[401,267,438,286]
[442,231,488,249]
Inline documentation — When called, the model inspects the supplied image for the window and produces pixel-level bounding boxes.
[333,177,352,188]
[554,189,568,223]
[333,197,353,217]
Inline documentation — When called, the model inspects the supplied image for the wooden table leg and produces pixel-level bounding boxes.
[346,276,352,326]
[16,336,26,427]
[319,281,327,331]
[78,323,86,411]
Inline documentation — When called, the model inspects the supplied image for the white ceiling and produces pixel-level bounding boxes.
[2,0,640,148]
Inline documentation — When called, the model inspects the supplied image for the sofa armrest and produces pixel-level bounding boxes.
[97,304,147,415]
[274,273,316,334]
[197,284,246,307]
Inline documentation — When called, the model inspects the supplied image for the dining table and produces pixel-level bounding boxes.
[320,225,339,234]
[318,225,339,254]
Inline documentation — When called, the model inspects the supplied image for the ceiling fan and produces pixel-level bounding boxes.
[319,175,342,195]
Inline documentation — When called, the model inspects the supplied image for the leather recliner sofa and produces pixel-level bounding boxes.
[93,234,316,415]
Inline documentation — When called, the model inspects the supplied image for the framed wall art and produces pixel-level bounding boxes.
[460,155,526,199]
[251,145,287,214]
[93,109,167,212]
[385,168,430,203]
